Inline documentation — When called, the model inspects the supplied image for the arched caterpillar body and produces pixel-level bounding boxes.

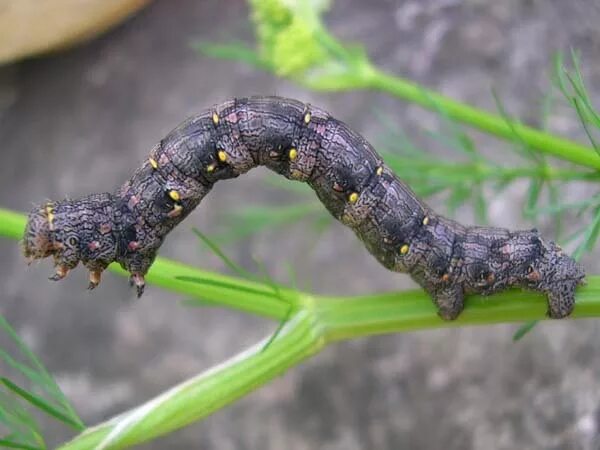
[23,96,585,320]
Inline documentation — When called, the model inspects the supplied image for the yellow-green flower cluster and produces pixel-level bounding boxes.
[248,0,328,77]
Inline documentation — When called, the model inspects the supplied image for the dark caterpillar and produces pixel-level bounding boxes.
[22,96,585,320]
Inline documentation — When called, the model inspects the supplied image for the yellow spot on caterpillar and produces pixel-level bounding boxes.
[217,150,227,162]
[348,192,359,204]
[289,148,298,160]
[399,244,409,255]
[206,163,216,173]
[442,273,450,282]
[303,111,311,124]
[149,158,158,170]
[45,205,55,230]
[168,190,180,202]
[376,166,384,176]
[212,112,219,125]
[422,216,429,226]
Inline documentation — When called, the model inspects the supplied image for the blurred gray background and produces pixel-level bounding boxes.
[1,0,600,448]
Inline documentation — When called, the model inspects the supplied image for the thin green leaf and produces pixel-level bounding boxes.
[573,208,600,260]
[492,177,514,194]
[284,262,299,292]
[585,212,600,251]
[0,351,48,394]
[513,320,539,341]
[491,89,542,165]
[412,183,449,198]
[473,183,488,224]
[237,258,296,353]
[314,25,353,61]
[539,84,555,132]
[524,178,543,219]
[527,193,600,216]
[191,228,256,280]
[311,213,334,235]
[552,52,569,99]
[572,96,600,155]
[262,305,294,353]
[0,392,42,448]
[423,128,477,159]
[0,350,69,418]
[207,197,325,249]
[0,379,82,431]
[566,49,600,125]
[447,185,471,214]
[219,203,321,239]
[0,438,43,450]
[254,260,282,298]
[547,182,563,239]
[175,275,279,300]
[553,50,600,155]
[372,110,424,158]
[0,317,83,428]
[413,84,480,159]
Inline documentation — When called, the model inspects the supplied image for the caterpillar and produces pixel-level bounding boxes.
[22,96,585,320]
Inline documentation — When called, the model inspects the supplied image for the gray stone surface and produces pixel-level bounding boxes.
[1,0,600,448]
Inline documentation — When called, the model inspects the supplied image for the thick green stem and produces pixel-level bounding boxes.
[57,309,325,450]
[299,67,600,170]
[367,69,600,170]
[57,281,600,449]
[317,281,600,342]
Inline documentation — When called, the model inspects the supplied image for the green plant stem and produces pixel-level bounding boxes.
[57,279,600,449]
[367,69,600,170]
[318,283,600,342]
[57,309,324,450]
[299,66,600,171]
[124,258,296,321]
[386,159,599,183]
[0,207,27,240]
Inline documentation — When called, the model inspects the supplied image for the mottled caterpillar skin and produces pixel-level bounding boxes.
[23,96,585,320]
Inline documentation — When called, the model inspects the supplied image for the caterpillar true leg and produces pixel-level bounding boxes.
[22,96,586,320]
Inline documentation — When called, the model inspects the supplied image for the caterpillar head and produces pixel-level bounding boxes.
[522,240,586,318]
[23,195,118,290]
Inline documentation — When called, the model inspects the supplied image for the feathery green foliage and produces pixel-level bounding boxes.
[0,316,84,450]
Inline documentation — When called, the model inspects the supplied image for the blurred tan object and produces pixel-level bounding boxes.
[0,0,151,64]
